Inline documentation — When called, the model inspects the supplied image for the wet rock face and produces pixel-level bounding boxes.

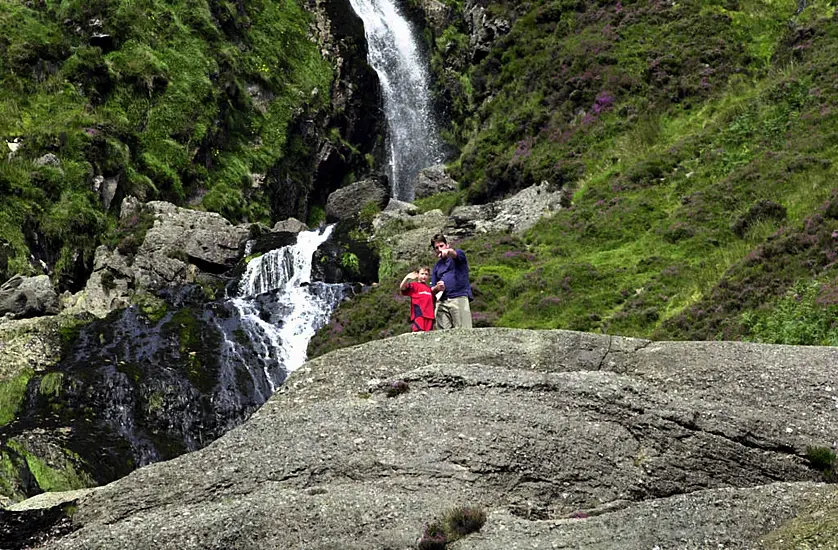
[26,330,838,548]
[283,0,384,216]
[312,219,379,285]
[2,286,290,502]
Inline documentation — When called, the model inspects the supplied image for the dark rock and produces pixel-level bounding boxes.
[0,239,10,280]
[0,275,59,319]
[324,177,389,222]
[248,231,298,256]
[269,0,385,223]
[312,219,379,284]
[0,506,77,550]
[88,33,115,52]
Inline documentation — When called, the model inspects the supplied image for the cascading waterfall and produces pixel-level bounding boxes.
[12,226,353,472]
[348,0,443,201]
[226,225,348,398]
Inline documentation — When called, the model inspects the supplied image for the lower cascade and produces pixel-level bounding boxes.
[228,225,348,396]
[1,227,353,499]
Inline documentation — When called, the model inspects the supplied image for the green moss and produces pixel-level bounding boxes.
[39,372,64,398]
[6,440,94,494]
[162,307,220,393]
[0,369,33,427]
[414,190,463,214]
[340,252,360,275]
[167,308,202,353]
[307,205,326,227]
[0,447,29,502]
[133,294,169,323]
[146,391,164,413]
[762,498,838,548]
[244,252,264,264]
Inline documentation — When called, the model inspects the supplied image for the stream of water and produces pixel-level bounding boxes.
[348,0,443,200]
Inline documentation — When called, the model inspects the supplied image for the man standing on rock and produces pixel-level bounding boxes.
[430,233,473,329]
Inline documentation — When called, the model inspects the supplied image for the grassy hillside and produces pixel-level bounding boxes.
[0,0,332,288]
[310,0,838,355]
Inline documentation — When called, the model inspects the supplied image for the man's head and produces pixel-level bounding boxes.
[431,233,449,258]
[417,266,430,283]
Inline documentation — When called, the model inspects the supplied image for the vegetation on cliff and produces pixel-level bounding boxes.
[310,0,838,356]
[0,0,333,289]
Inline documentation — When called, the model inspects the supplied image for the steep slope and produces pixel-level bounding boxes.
[311,0,838,353]
[0,0,380,289]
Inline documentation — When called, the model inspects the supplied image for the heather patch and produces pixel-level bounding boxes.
[316,2,838,350]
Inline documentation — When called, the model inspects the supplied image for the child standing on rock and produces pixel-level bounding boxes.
[399,266,435,332]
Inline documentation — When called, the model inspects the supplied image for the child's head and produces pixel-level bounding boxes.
[417,266,430,283]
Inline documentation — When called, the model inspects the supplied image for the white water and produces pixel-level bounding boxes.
[226,226,347,396]
[348,0,443,201]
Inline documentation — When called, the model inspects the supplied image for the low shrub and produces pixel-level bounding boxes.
[416,505,487,549]
[806,445,837,482]
[385,380,409,398]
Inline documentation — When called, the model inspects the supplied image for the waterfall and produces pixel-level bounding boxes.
[225,225,349,396]
[348,0,443,201]
[4,226,354,497]
[35,227,349,464]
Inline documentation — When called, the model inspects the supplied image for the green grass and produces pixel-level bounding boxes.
[6,439,94,494]
[0,0,334,286]
[313,0,838,353]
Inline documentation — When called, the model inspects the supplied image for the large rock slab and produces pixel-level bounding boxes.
[32,329,838,548]
[68,200,260,316]
[414,164,458,199]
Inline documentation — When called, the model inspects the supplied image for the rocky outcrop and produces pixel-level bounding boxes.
[447,181,568,236]
[69,200,257,317]
[0,275,59,320]
[0,315,68,378]
[372,182,568,270]
[463,0,511,63]
[271,217,309,234]
[414,164,459,199]
[325,177,390,221]
[401,0,456,36]
[375,207,448,269]
[24,329,838,548]
[138,201,250,277]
